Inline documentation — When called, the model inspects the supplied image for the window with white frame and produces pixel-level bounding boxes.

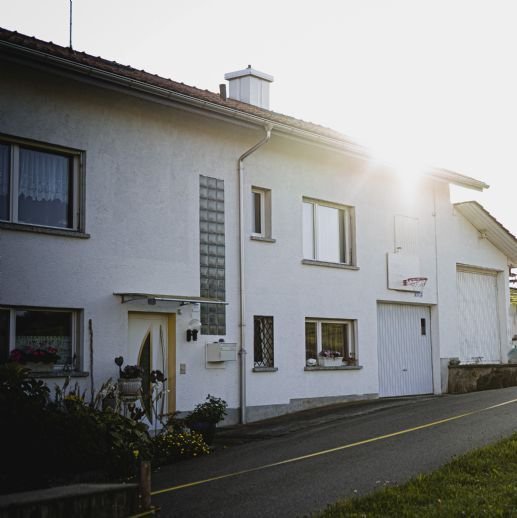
[251,187,272,238]
[305,319,356,363]
[0,307,79,369]
[0,138,83,230]
[303,198,354,264]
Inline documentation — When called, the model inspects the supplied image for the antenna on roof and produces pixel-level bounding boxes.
[69,0,73,49]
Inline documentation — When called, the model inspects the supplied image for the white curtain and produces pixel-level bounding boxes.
[19,148,69,202]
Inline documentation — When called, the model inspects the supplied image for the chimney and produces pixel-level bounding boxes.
[224,65,274,110]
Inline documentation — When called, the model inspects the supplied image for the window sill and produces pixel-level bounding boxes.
[301,259,359,270]
[252,367,278,372]
[28,370,89,379]
[250,235,276,243]
[0,221,90,239]
[304,365,363,371]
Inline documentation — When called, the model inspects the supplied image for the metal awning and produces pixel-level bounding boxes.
[114,292,228,305]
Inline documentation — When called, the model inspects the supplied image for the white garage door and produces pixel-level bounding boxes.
[378,303,433,397]
[457,268,501,363]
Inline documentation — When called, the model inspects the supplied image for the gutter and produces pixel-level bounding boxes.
[237,125,272,424]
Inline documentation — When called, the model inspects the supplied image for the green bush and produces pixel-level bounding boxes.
[0,366,152,494]
[152,430,210,465]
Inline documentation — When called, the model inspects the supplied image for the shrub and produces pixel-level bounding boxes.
[152,430,210,465]
[186,394,228,425]
[0,366,151,494]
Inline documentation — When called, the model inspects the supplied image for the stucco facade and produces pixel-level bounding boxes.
[1,30,515,424]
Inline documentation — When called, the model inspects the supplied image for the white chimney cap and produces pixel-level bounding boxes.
[224,65,274,83]
[224,65,274,109]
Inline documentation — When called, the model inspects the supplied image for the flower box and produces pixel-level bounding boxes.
[25,362,56,372]
[318,356,344,367]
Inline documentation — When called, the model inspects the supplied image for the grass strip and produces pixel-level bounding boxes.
[319,433,517,517]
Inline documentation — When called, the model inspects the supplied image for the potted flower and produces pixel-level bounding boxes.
[346,352,358,366]
[115,356,143,398]
[185,394,228,445]
[318,349,344,367]
[9,346,60,372]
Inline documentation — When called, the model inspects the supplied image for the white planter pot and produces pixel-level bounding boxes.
[318,356,344,367]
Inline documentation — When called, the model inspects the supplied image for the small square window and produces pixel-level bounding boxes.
[305,318,357,366]
[0,307,80,370]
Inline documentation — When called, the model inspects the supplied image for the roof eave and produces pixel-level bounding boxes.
[0,34,490,191]
[454,201,517,265]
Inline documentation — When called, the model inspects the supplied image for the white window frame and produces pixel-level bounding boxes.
[251,186,272,238]
[0,136,83,231]
[305,318,357,361]
[302,198,355,265]
[0,306,81,370]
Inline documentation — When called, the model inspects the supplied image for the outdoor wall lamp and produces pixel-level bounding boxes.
[186,318,202,342]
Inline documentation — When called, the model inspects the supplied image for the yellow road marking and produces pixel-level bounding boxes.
[151,397,517,496]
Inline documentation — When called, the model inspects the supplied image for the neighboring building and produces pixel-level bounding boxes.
[1,28,516,424]
[511,288,517,343]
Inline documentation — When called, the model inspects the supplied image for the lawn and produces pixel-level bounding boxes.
[319,432,517,517]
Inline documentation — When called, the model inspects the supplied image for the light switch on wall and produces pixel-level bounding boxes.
[179,363,186,374]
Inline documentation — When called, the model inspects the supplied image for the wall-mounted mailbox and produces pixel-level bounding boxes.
[206,342,237,368]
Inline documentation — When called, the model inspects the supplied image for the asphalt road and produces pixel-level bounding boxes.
[152,387,517,517]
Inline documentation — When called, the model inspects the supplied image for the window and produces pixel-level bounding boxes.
[303,198,354,264]
[0,307,79,369]
[199,175,226,335]
[254,316,274,368]
[0,138,82,230]
[251,187,272,238]
[305,319,356,362]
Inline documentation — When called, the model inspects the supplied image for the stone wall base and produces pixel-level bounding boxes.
[448,364,517,394]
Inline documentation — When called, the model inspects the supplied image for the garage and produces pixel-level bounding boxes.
[456,266,501,363]
[377,303,433,397]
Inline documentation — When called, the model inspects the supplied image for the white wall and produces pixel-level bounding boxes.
[434,202,510,363]
[1,58,514,420]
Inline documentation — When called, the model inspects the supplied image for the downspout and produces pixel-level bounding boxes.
[238,124,272,424]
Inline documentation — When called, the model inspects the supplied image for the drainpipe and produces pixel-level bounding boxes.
[238,124,272,424]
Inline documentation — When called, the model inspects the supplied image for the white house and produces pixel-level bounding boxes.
[1,28,516,424]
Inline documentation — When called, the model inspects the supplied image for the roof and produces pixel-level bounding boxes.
[0,27,487,191]
[454,201,517,265]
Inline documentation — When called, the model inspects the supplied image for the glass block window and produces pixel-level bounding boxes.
[200,175,226,335]
[254,316,274,368]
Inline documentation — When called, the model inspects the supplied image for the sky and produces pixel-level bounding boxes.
[1,0,516,235]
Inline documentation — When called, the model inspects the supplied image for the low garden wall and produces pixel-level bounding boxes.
[448,364,517,394]
[0,483,139,518]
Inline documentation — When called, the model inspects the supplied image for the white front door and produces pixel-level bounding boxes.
[128,312,169,423]
[377,303,433,397]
